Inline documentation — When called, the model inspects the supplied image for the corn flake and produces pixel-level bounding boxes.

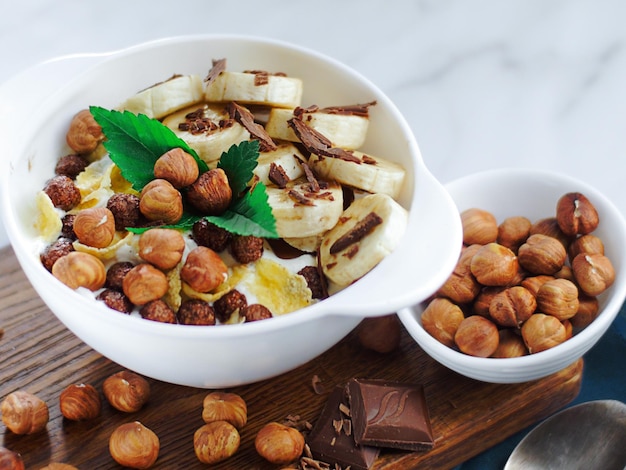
[72,231,134,260]
[34,191,62,242]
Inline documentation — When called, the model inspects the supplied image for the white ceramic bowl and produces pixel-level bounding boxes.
[0,35,461,388]
[398,168,626,383]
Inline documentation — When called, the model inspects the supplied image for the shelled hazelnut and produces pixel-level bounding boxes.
[59,383,101,421]
[0,446,25,470]
[109,421,159,469]
[202,392,247,429]
[52,251,106,291]
[139,179,183,224]
[138,228,185,270]
[103,371,151,413]
[1,391,49,435]
[66,109,104,154]
[255,422,305,465]
[153,148,199,188]
[194,421,240,465]
[122,264,169,305]
[180,246,228,293]
[73,207,116,248]
[186,168,232,215]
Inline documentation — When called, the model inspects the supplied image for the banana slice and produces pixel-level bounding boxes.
[162,103,250,166]
[253,142,306,186]
[283,233,325,253]
[266,179,344,239]
[308,151,406,199]
[320,193,408,286]
[265,107,369,149]
[118,74,204,119]
[205,71,303,108]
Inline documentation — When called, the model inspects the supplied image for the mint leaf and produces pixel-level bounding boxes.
[218,140,260,196]
[207,182,278,238]
[126,212,201,234]
[90,106,208,190]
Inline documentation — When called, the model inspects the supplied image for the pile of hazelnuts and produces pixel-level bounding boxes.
[422,192,616,358]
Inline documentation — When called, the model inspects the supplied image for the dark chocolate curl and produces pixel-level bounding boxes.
[321,100,378,117]
[329,212,383,255]
[228,102,277,152]
[287,117,361,163]
[205,58,226,84]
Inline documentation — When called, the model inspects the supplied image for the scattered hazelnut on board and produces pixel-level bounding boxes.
[103,371,151,413]
[40,464,79,470]
[66,109,104,154]
[109,421,159,469]
[73,207,116,248]
[153,147,199,188]
[139,178,183,224]
[356,314,402,353]
[460,208,498,245]
[122,263,169,305]
[186,168,232,215]
[469,242,519,286]
[194,421,240,465]
[255,422,305,465]
[1,390,49,435]
[0,446,25,470]
[138,228,185,270]
[454,315,499,357]
[51,251,107,291]
[180,246,228,293]
[556,192,599,236]
[202,392,247,429]
[59,383,101,421]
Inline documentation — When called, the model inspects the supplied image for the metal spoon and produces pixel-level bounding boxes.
[504,400,626,470]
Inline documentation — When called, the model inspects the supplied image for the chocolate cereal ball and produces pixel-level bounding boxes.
[242,304,272,322]
[105,261,135,291]
[192,219,233,252]
[97,289,134,313]
[40,238,75,272]
[55,154,88,179]
[177,299,216,326]
[230,235,264,264]
[139,300,177,324]
[213,289,247,323]
[106,193,141,231]
[43,175,81,211]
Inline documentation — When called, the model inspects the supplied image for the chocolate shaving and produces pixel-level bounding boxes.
[312,375,326,395]
[288,117,361,163]
[178,107,235,135]
[302,162,320,193]
[228,102,277,152]
[269,162,290,188]
[320,100,377,117]
[288,189,315,206]
[361,154,377,165]
[329,212,383,255]
[204,58,226,84]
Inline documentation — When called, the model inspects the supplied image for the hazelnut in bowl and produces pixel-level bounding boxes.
[0,35,461,387]
[398,168,626,383]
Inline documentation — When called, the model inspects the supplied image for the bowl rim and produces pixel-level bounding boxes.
[398,167,626,374]
[1,33,461,339]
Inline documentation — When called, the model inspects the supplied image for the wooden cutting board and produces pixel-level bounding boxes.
[0,246,582,469]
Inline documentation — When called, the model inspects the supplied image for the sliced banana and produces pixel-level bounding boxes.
[320,193,408,286]
[118,74,204,119]
[253,142,306,186]
[308,151,406,199]
[205,71,303,108]
[266,178,344,239]
[162,103,250,166]
[265,108,369,149]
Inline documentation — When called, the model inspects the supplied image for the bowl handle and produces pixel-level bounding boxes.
[325,168,462,318]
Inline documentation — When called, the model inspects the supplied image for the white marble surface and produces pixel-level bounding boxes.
[2,0,626,248]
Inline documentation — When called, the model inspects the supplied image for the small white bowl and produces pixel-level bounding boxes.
[398,168,626,383]
[0,35,461,388]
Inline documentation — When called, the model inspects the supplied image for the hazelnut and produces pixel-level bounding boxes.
[568,234,604,262]
[554,265,575,283]
[356,314,402,353]
[470,243,519,286]
[460,208,498,245]
[421,298,465,348]
[556,192,599,236]
[109,421,159,469]
[520,275,555,296]
[66,109,104,154]
[473,286,506,317]
[454,315,499,357]
[518,234,567,275]
[497,216,531,253]
[489,286,536,328]
[521,313,567,353]
[59,383,101,421]
[103,371,151,413]
[153,148,199,188]
[52,251,106,291]
[180,246,228,293]
[437,244,482,304]
[536,278,579,321]
[1,391,49,434]
[194,421,240,465]
[122,263,169,305]
[255,422,305,465]
[0,446,25,470]
[138,228,185,270]
[202,392,247,429]
[186,168,232,215]
[491,329,528,358]
[139,179,183,224]
[570,293,600,329]
[73,207,116,248]
[40,464,79,470]
[572,252,616,296]
[529,217,572,249]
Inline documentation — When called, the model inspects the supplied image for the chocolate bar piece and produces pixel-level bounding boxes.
[307,386,380,470]
[347,378,434,451]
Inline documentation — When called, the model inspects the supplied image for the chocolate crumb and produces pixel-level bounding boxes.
[330,212,383,255]
[312,374,326,395]
[320,101,377,117]
[302,162,320,193]
[204,58,226,84]
[288,189,315,206]
[228,101,277,151]
[269,162,291,188]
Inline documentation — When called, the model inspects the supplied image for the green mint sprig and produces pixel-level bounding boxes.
[90,106,278,238]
